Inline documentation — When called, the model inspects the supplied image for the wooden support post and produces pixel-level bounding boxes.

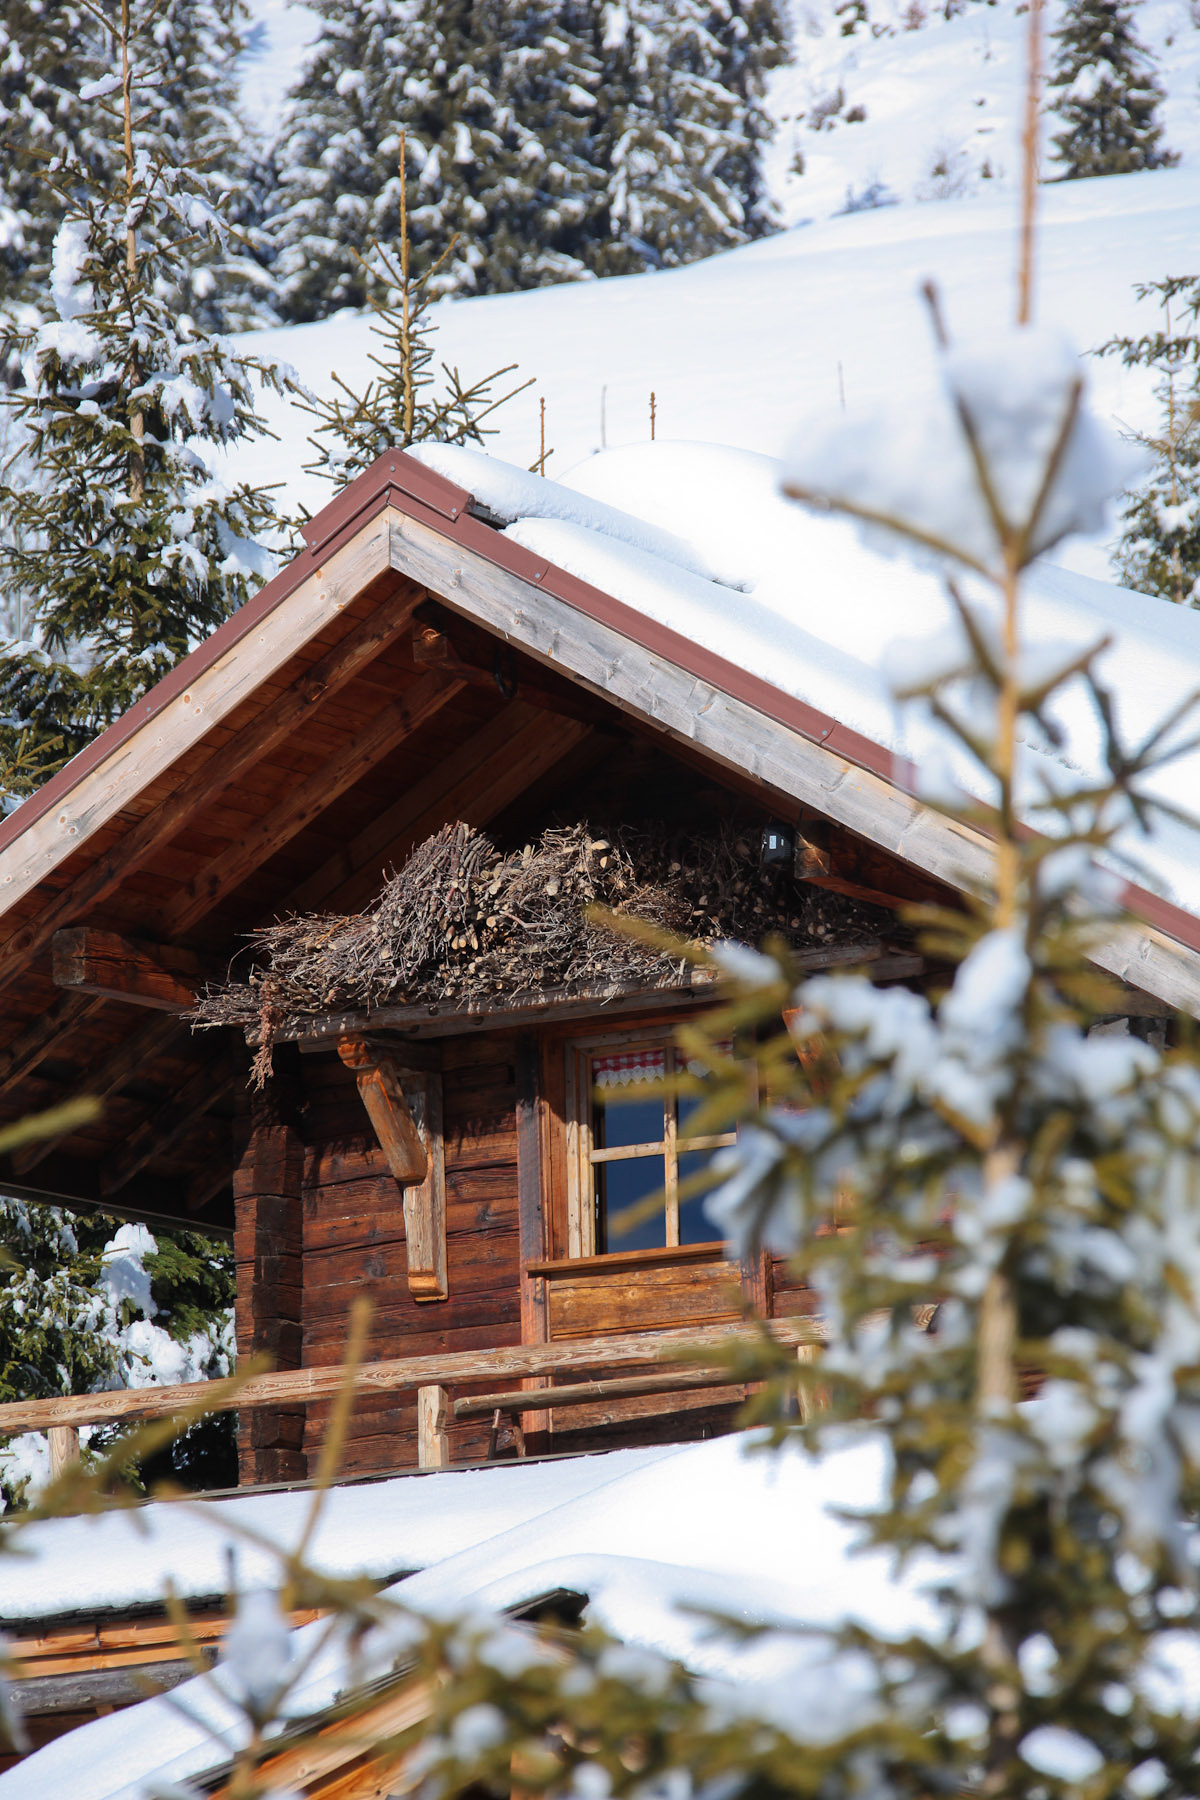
[47,1425,79,1479]
[417,1384,450,1469]
[338,1038,447,1301]
[233,1052,306,1485]
[515,1036,550,1450]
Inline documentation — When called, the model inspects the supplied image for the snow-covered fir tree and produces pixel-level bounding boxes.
[0,1,103,318]
[268,0,787,320]
[1102,276,1200,607]
[1048,0,1176,180]
[0,0,299,799]
[0,0,266,331]
[0,1204,235,1505]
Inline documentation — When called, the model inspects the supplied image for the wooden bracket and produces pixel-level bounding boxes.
[337,1036,447,1302]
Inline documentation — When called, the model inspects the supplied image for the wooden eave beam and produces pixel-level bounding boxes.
[384,510,1200,1020]
[52,926,210,1012]
[161,669,465,936]
[276,948,927,1046]
[99,1056,236,1197]
[0,1151,233,1240]
[0,524,401,995]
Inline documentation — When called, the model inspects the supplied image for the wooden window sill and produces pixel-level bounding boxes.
[526,1242,730,1278]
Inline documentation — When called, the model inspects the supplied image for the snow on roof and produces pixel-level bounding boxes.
[0,1431,949,1798]
[0,1446,669,1625]
[412,438,1200,918]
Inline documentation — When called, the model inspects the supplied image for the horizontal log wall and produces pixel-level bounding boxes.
[299,1032,522,1475]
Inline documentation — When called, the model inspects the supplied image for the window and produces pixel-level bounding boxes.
[564,1034,737,1258]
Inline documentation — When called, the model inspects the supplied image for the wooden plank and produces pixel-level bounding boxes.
[0,1320,815,1433]
[386,510,1200,1020]
[13,1660,206,1715]
[47,1425,79,1477]
[402,1070,448,1302]
[163,670,465,934]
[0,992,107,1098]
[99,1058,235,1196]
[51,926,209,1011]
[417,1384,450,1468]
[0,522,394,933]
[515,1037,548,1341]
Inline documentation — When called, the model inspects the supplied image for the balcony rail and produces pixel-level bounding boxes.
[0,1319,817,1478]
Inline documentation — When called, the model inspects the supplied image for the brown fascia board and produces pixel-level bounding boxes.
[4,447,1200,968]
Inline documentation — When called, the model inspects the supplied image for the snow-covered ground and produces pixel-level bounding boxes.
[0,1430,950,1798]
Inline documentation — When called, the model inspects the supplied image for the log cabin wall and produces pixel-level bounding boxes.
[259,1005,787,1483]
[294,1031,524,1477]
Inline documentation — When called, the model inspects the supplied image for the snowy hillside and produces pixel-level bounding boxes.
[229,2,1200,585]
[222,164,1197,587]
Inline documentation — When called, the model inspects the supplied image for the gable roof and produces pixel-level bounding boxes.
[1,445,1198,1227]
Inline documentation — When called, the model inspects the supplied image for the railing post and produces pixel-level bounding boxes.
[47,1425,80,1479]
[417,1385,450,1469]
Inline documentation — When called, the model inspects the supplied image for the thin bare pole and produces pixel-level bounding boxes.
[649,391,656,440]
[1016,0,1043,327]
[538,396,546,475]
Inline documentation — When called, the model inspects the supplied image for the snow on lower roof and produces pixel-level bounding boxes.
[0,1431,948,1798]
[412,438,1200,919]
[0,1445,670,1625]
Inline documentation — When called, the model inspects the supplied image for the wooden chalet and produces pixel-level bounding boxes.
[2,447,1199,1488]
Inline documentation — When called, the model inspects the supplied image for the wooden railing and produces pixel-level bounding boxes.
[0,1320,816,1478]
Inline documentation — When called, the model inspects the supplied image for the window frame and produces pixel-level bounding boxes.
[563,1028,737,1259]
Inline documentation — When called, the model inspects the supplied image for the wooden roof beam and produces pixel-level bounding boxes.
[0,991,107,1099]
[0,584,423,1003]
[52,927,211,1012]
[11,1010,183,1177]
[99,1055,235,1198]
[290,704,593,917]
[161,669,465,937]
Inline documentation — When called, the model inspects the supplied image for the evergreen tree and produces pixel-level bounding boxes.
[266,0,414,323]
[1049,0,1176,180]
[0,1204,235,1505]
[1101,276,1200,606]
[268,0,787,321]
[0,0,266,331]
[0,0,299,799]
[0,1,104,319]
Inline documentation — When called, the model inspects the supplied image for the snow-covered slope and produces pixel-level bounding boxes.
[229,0,1200,586]
[224,163,1200,589]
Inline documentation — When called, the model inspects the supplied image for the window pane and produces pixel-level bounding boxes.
[597,1156,667,1252]
[678,1148,724,1246]
[678,1091,711,1140]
